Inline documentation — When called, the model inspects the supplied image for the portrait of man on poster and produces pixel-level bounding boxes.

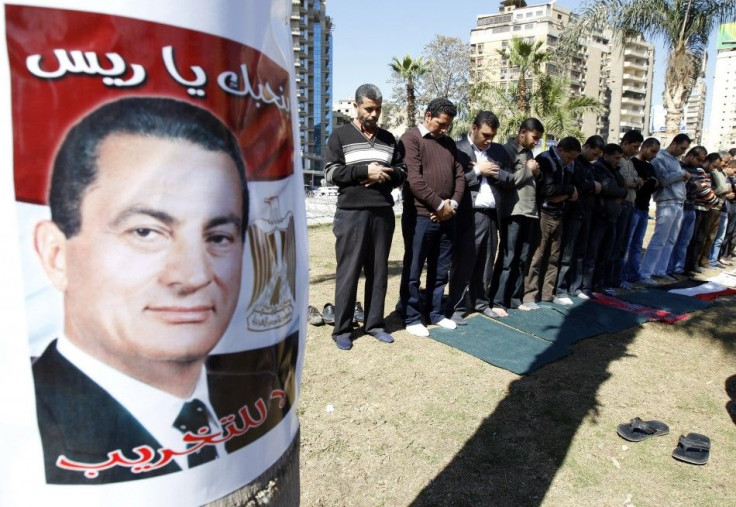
[30,97,296,485]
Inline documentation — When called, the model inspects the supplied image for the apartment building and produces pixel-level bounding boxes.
[291,0,332,182]
[682,55,707,145]
[706,23,736,151]
[469,1,654,141]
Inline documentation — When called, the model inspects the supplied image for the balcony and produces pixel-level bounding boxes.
[623,59,649,72]
[622,120,645,130]
[622,84,647,94]
[624,47,650,58]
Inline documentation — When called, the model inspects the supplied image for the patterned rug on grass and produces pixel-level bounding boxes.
[429,315,571,375]
[590,293,690,324]
[618,288,711,315]
[498,304,604,347]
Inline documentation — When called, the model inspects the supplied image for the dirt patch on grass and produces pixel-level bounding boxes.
[300,219,735,506]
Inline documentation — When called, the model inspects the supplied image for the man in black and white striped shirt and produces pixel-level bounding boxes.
[324,84,406,350]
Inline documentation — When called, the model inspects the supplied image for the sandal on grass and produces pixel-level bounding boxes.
[616,417,669,442]
[672,433,710,465]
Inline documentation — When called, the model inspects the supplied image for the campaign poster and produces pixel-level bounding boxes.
[0,1,306,504]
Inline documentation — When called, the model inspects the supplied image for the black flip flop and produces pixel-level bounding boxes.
[616,417,670,442]
[672,433,710,465]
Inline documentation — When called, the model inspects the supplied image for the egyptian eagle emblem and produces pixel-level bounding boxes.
[246,196,296,331]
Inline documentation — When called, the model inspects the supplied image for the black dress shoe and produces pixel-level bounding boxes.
[308,305,324,326]
[353,302,365,323]
[322,303,335,325]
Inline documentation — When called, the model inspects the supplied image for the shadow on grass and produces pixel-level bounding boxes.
[410,302,639,507]
[672,296,736,354]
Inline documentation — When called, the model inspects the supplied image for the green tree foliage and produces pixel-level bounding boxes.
[389,55,428,128]
[560,0,736,138]
[496,37,548,114]
[464,75,602,146]
[418,35,470,115]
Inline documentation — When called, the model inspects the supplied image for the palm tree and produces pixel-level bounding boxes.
[532,74,603,148]
[466,75,602,146]
[562,0,736,138]
[496,37,548,113]
[389,55,428,127]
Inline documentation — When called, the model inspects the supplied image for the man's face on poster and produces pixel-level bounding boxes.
[38,134,244,373]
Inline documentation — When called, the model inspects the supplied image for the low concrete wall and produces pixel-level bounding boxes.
[305,196,403,226]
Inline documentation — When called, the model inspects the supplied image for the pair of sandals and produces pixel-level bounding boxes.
[616,417,710,465]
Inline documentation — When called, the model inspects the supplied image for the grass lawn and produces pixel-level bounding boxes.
[299,219,735,506]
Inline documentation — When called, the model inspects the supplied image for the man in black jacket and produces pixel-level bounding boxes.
[522,137,580,306]
[624,138,660,281]
[449,111,514,322]
[554,136,603,304]
[579,144,628,297]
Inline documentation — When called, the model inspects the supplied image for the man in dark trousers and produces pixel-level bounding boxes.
[580,144,628,296]
[624,137,660,282]
[555,136,603,304]
[488,118,543,316]
[325,83,406,350]
[522,137,580,307]
[448,111,513,324]
[398,98,465,336]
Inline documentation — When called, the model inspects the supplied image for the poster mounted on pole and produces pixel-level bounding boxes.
[0,1,306,504]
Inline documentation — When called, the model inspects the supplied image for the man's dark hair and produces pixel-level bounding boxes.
[426,98,457,118]
[705,152,722,165]
[557,137,582,153]
[49,97,248,239]
[621,130,644,145]
[519,117,544,134]
[603,143,623,156]
[473,110,500,129]
[641,137,660,149]
[729,147,736,157]
[686,146,708,159]
[672,133,691,145]
[355,83,382,104]
[583,135,606,150]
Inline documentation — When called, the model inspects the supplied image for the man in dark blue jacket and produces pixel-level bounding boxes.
[522,137,580,306]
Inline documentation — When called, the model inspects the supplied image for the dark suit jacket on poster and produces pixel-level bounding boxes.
[31,332,298,485]
[454,137,514,220]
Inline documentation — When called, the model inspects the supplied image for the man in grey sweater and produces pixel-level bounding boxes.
[638,134,692,286]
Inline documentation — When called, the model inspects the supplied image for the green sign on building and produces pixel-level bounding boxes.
[718,22,736,50]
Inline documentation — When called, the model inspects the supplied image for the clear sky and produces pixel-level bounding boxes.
[327,0,719,129]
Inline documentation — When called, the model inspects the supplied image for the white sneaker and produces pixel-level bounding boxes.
[434,318,457,330]
[518,302,540,311]
[406,323,429,337]
[638,277,659,287]
[553,296,574,306]
[576,291,592,300]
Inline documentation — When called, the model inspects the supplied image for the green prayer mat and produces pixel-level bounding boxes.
[429,315,571,375]
[498,305,603,347]
[541,298,649,335]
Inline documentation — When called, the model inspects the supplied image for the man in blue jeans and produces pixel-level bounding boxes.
[638,134,692,286]
[398,98,465,336]
[624,137,660,282]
